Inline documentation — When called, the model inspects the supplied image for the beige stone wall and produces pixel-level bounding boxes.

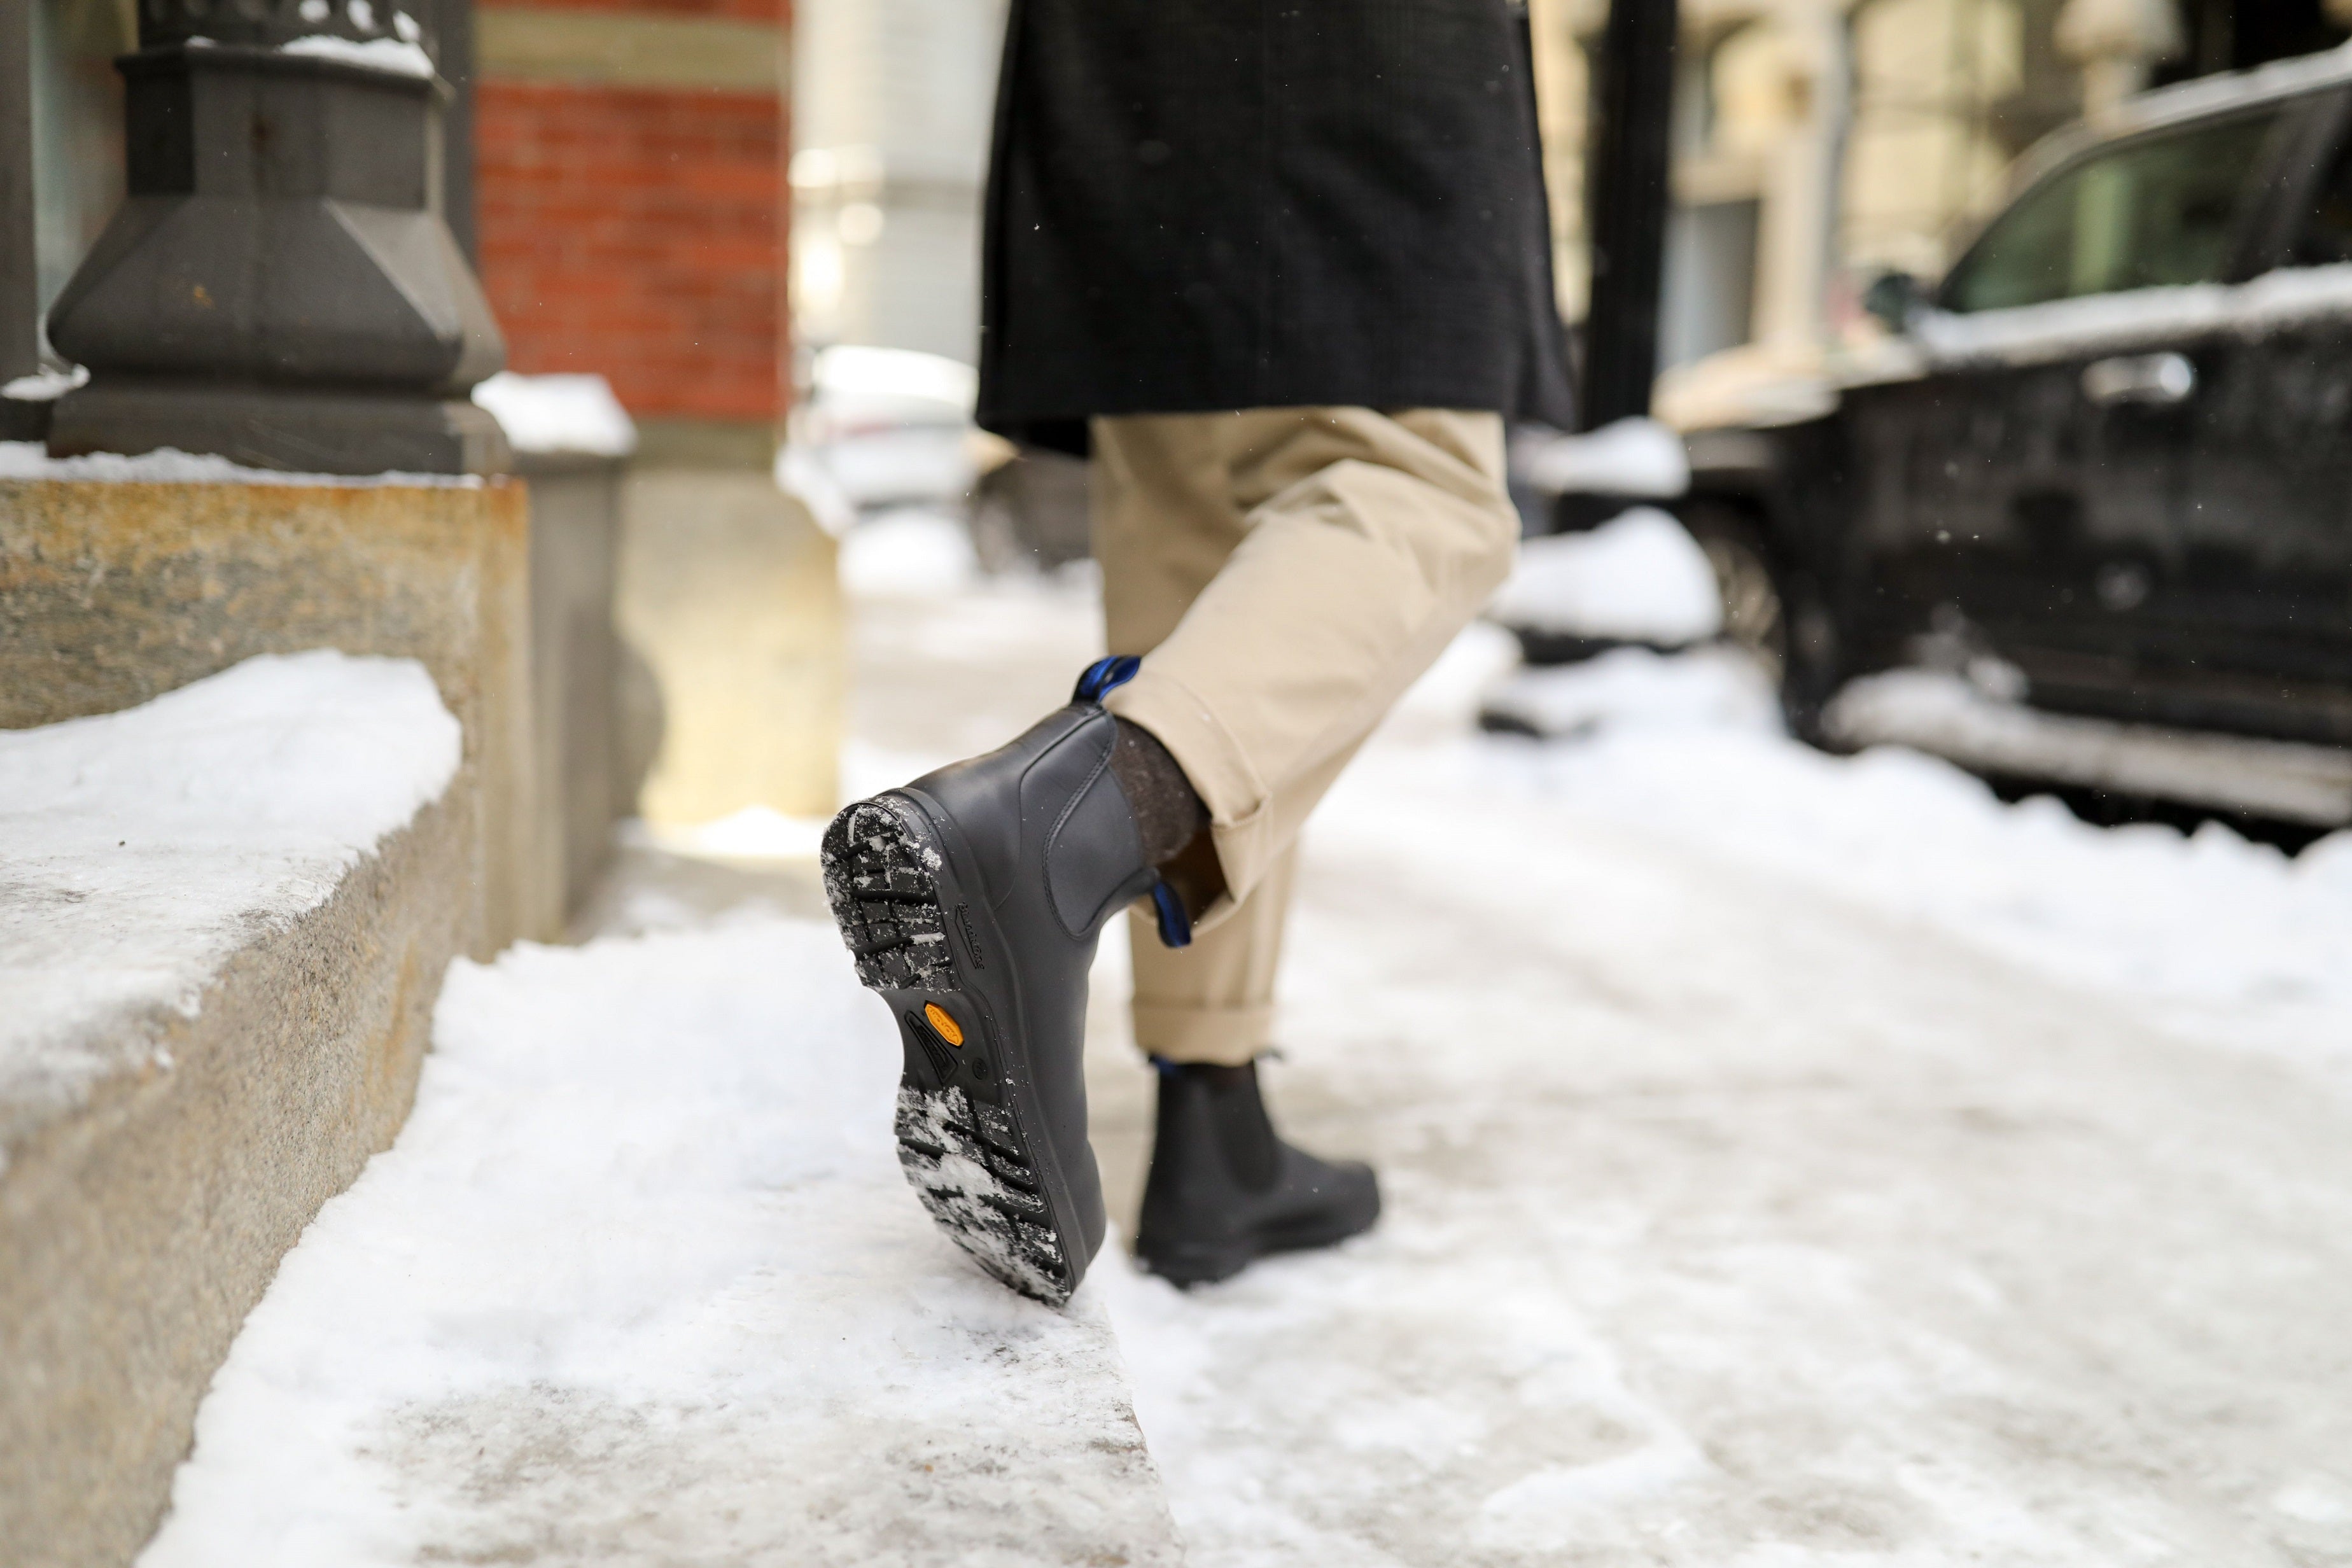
[619,470,844,825]
[0,477,551,952]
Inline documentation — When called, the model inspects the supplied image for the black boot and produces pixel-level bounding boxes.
[822,657,1181,1306]
[1135,1060,1382,1287]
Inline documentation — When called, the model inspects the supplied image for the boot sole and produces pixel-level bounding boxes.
[1140,1213,1377,1289]
[822,795,1080,1306]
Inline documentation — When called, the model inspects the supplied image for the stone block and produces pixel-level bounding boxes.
[0,473,549,951]
[619,469,843,825]
[0,793,470,1568]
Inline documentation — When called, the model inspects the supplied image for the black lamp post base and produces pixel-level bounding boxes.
[46,383,512,477]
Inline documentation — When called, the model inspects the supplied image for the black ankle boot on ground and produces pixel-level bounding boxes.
[1135,1059,1382,1287]
[822,658,1189,1306]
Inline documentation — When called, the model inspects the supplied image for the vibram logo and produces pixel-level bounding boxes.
[905,1009,957,1085]
[925,1003,964,1046]
[955,904,986,969]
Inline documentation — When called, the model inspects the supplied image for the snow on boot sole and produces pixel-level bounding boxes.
[822,795,1081,1306]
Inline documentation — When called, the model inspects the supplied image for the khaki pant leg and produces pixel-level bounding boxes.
[1098,406,1518,916]
[1091,411,1299,1065]
[1124,844,1298,1065]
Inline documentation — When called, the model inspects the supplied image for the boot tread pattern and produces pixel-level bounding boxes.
[893,1088,1068,1301]
[822,801,958,992]
[824,798,1072,1306]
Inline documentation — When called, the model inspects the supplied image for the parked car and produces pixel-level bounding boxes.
[1684,48,2352,834]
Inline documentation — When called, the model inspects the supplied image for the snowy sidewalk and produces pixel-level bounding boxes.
[139,918,1177,1565]
[138,532,2352,1565]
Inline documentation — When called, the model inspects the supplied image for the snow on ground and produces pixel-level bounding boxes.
[1096,629,2352,1567]
[130,564,2352,1565]
[0,652,460,1121]
[1439,640,2352,1078]
[1487,508,1722,645]
[139,918,1176,1566]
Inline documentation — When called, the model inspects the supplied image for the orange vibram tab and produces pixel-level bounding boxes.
[925,1003,964,1046]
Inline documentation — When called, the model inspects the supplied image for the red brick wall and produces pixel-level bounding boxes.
[473,3,790,427]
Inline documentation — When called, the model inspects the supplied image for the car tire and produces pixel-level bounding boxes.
[1679,498,1840,743]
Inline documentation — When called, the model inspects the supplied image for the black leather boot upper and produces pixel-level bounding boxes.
[827,664,1160,1303]
[1135,1060,1382,1287]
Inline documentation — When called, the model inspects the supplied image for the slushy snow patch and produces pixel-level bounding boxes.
[139,919,1173,1566]
[0,441,481,487]
[1509,417,1690,498]
[1488,507,1722,645]
[0,652,459,1121]
[470,372,636,458]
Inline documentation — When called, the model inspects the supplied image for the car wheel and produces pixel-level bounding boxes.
[1683,503,1788,682]
[1681,500,1839,741]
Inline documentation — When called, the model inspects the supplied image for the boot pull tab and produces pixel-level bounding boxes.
[1073,655,1141,703]
[1151,878,1193,949]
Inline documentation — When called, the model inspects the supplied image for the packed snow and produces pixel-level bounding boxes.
[1479,642,1777,739]
[1486,507,1723,645]
[0,441,482,487]
[139,919,1176,1567]
[1828,666,2352,826]
[470,372,636,458]
[0,652,460,1128]
[130,548,2352,1564]
[1508,417,1690,498]
[273,34,436,78]
[1,363,87,401]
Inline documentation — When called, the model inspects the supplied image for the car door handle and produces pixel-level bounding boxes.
[2082,352,2195,405]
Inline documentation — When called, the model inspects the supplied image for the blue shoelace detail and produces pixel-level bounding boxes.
[1073,655,1142,703]
[1151,878,1193,949]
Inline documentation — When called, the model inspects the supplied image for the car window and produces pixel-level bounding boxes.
[1944,111,2280,313]
[2292,123,2352,267]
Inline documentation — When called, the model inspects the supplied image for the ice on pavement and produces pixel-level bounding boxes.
[141,919,1176,1565]
[1487,507,1723,645]
[0,652,461,1126]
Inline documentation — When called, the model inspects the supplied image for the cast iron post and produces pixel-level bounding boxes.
[44,0,508,473]
[1580,0,1677,430]
[0,0,38,389]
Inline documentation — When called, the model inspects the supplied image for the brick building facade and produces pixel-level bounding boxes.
[473,0,792,461]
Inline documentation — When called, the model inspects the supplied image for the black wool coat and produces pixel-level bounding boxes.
[976,0,1575,451]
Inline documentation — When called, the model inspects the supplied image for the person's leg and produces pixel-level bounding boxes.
[1089,410,1301,1068]
[822,405,1514,1301]
[1100,407,1518,925]
[1090,407,1515,1284]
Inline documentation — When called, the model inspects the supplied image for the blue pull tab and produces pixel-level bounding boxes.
[1074,655,1142,704]
[1150,878,1193,949]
